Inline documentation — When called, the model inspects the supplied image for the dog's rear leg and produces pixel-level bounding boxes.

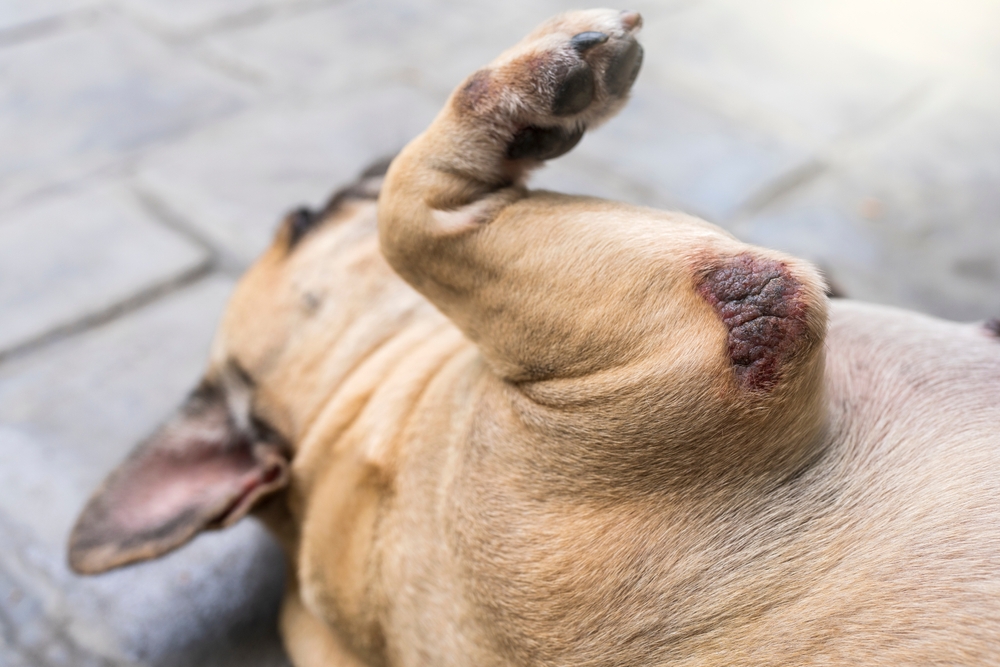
[380,10,643,380]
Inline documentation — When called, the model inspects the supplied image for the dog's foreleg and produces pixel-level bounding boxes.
[380,10,643,380]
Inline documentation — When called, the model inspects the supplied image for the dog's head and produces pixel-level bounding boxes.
[67,161,427,574]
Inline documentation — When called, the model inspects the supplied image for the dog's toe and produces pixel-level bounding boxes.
[552,62,596,116]
[604,38,643,97]
[506,125,585,160]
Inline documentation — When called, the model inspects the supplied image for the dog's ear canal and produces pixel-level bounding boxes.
[67,382,290,575]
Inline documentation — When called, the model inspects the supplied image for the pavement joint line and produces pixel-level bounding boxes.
[821,79,938,163]
[188,41,271,87]
[728,158,830,223]
[731,80,938,214]
[0,261,215,368]
[723,81,935,223]
[644,63,824,153]
[127,181,256,274]
[196,0,346,36]
[0,159,135,219]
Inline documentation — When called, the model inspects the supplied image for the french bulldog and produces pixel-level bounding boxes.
[70,9,1000,666]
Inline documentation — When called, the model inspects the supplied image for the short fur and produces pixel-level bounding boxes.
[70,10,1000,666]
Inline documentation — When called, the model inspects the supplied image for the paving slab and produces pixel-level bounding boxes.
[640,0,928,146]
[202,0,690,99]
[0,181,209,356]
[119,0,328,36]
[562,81,815,222]
[732,87,1000,320]
[0,12,250,210]
[135,84,441,266]
[0,276,290,666]
[0,0,99,35]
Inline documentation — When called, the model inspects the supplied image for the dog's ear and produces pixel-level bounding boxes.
[68,382,289,574]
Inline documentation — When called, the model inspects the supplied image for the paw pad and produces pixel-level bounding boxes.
[506,125,584,161]
[552,62,596,116]
[604,39,643,96]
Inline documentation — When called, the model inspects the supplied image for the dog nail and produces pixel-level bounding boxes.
[604,40,643,96]
[620,10,643,31]
[552,65,595,116]
[570,31,609,53]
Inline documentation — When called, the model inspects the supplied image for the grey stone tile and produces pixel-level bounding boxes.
[0,516,116,667]
[640,0,928,145]
[0,276,290,666]
[567,82,815,222]
[119,0,311,35]
[732,89,1000,320]
[135,84,440,266]
[0,182,208,356]
[0,13,250,209]
[201,0,521,97]
[0,277,233,544]
[203,0,686,99]
[532,153,680,210]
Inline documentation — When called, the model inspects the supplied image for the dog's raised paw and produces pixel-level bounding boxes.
[455,9,643,164]
[534,10,643,121]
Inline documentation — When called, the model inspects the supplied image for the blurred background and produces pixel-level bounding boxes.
[2,0,999,664]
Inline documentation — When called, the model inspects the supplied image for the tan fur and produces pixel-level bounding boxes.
[72,10,1000,666]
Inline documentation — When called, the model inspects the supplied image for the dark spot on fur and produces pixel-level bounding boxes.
[604,39,642,96]
[986,319,1000,337]
[284,156,393,250]
[506,125,584,161]
[301,291,322,314]
[286,207,318,247]
[457,70,493,113]
[552,63,595,116]
[698,254,809,392]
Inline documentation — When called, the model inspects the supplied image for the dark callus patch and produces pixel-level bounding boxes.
[698,254,809,392]
[506,125,585,161]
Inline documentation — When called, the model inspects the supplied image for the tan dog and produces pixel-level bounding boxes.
[69,10,1000,666]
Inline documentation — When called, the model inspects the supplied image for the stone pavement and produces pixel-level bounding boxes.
[2,0,999,664]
